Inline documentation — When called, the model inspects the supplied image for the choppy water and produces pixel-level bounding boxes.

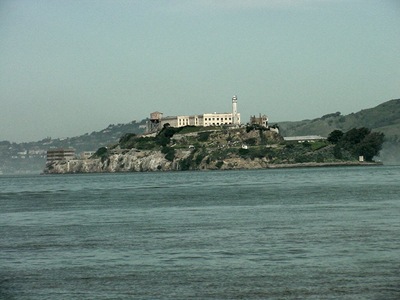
[1,166,400,299]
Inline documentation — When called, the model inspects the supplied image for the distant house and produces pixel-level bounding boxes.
[46,148,76,162]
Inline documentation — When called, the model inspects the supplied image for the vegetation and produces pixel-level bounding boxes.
[327,130,344,144]
[198,131,212,142]
[92,124,385,170]
[93,146,109,162]
[161,146,175,161]
[327,127,384,161]
[6,99,398,174]
[278,99,399,163]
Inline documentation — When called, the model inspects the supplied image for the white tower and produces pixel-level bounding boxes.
[232,95,238,125]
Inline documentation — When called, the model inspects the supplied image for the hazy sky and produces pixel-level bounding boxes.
[1,0,399,142]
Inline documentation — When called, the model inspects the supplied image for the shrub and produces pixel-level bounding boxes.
[215,161,224,169]
[119,133,137,145]
[333,144,343,159]
[311,141,329,151]
[194,152,206,165]
[238,148,249,157]
[179,158,192,171]
[198,131,212,142]
[244,137,257,146]
[161,146,175,161]
[135,137,157,150]
[94,147,108,158]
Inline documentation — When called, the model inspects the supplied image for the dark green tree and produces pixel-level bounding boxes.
[354,132,385,161]
[327,130,344,144]
[337,128,384,161]
[341,127,370,148]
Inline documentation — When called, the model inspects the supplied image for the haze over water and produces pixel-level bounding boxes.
[1,166,400,299]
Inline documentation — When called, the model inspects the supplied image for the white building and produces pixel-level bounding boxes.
[156,95,241,130]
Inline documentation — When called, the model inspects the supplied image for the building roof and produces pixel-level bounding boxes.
[283,135,326,141]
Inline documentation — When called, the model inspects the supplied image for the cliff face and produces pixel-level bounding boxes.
[44,148,272,174]
[44,125,378,174]
[44,126,285,174]
[45,150,173,173]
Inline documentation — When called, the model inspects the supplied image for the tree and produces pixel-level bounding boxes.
[341,127,370,147]
[327,130,344,144]
[354,132,385,161]
[337,128,384,161]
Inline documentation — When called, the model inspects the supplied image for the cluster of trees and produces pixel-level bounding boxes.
[327,127,384,161]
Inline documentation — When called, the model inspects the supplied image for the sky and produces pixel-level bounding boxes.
[1,0,399,142]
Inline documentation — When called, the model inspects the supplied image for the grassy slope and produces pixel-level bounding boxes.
[277,98,400,163]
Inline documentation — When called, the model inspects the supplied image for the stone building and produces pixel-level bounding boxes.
[46,148,76,162]
[250,114,268,127]
[148,95,241,132]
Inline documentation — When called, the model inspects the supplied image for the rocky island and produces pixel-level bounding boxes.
[43,125,384,174]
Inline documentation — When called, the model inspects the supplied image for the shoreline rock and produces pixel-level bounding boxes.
[44,150,381,174]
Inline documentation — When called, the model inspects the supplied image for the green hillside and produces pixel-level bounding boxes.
[1,99,399,174]
[278,99,400,164]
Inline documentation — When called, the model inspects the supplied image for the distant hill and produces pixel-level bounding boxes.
[0,120,147,174]
[1,98,399,174]
[278,99,400,164]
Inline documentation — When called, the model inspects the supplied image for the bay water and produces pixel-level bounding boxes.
[1,166,400,299]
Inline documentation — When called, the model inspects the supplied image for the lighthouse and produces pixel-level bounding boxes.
[232,95,238,126]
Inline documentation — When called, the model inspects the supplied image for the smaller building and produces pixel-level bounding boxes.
[46,148,76,162]
[160,115,202,128]
[283,136,326,142]
[203,112,240,127]
[80,151,95,159]
[147,111,164,133]
[250,114,268,127]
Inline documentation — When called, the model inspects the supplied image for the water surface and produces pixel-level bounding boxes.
[1,166,400,299]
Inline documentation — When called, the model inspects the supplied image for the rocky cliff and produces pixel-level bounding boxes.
[44,126,284,173]
[43,125,380,174]
[44,148,278,174]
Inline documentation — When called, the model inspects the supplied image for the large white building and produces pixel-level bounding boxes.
[149,96,241,132]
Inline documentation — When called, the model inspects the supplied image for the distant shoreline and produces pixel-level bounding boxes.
[42,160,383,175]
[264,161,383,169]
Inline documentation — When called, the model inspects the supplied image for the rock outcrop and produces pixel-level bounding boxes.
[44,125,379,174]
[44,148,272,174]
[45,150,173,173]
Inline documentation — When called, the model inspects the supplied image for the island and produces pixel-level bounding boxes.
[43,124,384,174]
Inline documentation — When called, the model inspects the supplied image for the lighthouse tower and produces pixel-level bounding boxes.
[232,95,238,126]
